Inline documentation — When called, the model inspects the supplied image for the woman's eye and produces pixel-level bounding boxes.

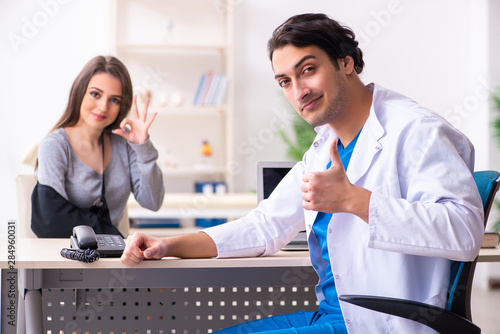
[90,91,100,98]
[111,98,121,105]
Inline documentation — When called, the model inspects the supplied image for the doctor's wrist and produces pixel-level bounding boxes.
[345,186,371,224]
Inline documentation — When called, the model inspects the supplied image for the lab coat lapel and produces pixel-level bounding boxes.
[346,107,384,185]
[304,126,334,236]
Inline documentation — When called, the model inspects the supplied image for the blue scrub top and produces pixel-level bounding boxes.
[312,131,361,315]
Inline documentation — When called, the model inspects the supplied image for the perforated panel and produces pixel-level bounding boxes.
[42,286,318,333]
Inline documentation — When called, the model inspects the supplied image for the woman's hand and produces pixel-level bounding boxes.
[112,95,157,144]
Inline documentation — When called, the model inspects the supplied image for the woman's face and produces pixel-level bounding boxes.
[79,72,122,131]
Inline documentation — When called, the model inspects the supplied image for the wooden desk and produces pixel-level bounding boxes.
[477,247,500,262]
[1,238,317,334]
[3,238,499,334]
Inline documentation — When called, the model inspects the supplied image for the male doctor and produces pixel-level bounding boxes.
[121,13,484,333]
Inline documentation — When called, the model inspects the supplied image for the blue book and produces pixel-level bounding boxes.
[199,71,214,106]
[193,73,207,105]
[215,75,229,106]
[131,218,181,228]
[206,74,221,106]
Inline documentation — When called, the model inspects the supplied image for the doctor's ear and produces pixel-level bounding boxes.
[340,56,355,75]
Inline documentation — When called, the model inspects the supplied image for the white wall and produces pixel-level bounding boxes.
[0,0,113,229]
[1,0,498,235]
[231,0,496,192]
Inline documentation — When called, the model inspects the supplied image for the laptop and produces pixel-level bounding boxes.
[257,161,308,251]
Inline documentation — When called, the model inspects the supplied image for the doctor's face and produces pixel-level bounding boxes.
[272,45,349,127]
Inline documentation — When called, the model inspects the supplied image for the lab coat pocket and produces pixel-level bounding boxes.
[385,292,443,333]
[386,316,439,334]
[361,183,390,246]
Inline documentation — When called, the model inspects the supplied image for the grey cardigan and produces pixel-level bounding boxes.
[36,128,165,228]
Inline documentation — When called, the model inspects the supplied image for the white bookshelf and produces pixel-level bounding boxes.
[110,0,234,193]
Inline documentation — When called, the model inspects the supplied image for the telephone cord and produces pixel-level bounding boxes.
[60,248,100,263]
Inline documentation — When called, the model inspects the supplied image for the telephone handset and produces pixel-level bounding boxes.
[72,225,98,249]
[61,225,125,262]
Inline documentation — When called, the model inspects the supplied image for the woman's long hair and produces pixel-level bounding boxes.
[51,55,133,133]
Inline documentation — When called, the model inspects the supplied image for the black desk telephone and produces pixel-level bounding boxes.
[60,225,125,262]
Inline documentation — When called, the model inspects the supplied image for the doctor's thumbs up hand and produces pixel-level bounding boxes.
[301,139,348,213]
[300,138,371,223]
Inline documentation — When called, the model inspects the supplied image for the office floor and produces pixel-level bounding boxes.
[471,286,500,333]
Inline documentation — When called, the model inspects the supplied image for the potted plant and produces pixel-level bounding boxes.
[491,91,500,232]
[278,106,317,161]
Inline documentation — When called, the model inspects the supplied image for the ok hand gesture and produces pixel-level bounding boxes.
[113,96,157,145]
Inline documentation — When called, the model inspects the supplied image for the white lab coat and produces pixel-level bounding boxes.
[204,83,484,333]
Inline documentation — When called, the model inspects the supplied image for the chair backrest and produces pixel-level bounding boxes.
[447,170,500,320]
[16,174,38,238]
[16,174,130,238]
[119,204,130,237]
[473,170,500,221]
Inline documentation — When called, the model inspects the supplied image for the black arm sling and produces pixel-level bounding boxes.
[31,134,122,238]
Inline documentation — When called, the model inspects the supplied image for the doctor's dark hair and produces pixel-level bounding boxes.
[267,13,365,74]
[51,55,133,133]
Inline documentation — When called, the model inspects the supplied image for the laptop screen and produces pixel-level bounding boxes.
[256,161,296,203]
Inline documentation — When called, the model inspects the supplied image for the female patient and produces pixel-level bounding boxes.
[32,55,164,238]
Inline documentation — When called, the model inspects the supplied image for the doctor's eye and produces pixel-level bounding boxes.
[278,79,290,88]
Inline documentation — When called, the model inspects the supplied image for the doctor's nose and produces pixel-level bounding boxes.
[293,82,311,102]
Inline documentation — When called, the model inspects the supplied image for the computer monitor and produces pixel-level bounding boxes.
[256,161,307,251]
[256,161,297,203]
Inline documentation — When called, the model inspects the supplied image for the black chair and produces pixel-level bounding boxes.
[339,170,500,334]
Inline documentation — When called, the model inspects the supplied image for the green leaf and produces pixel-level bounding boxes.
[278,111,316,161]
[491,90,500,146]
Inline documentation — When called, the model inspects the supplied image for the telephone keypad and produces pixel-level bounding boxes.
[95,234,125,257]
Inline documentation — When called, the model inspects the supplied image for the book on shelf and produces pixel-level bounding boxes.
[192,73,207,105]
[193,71,229,107]
[206,73,221,105]
[481,231,500,248]
[198,71,214,105]
[214,75,229,106]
